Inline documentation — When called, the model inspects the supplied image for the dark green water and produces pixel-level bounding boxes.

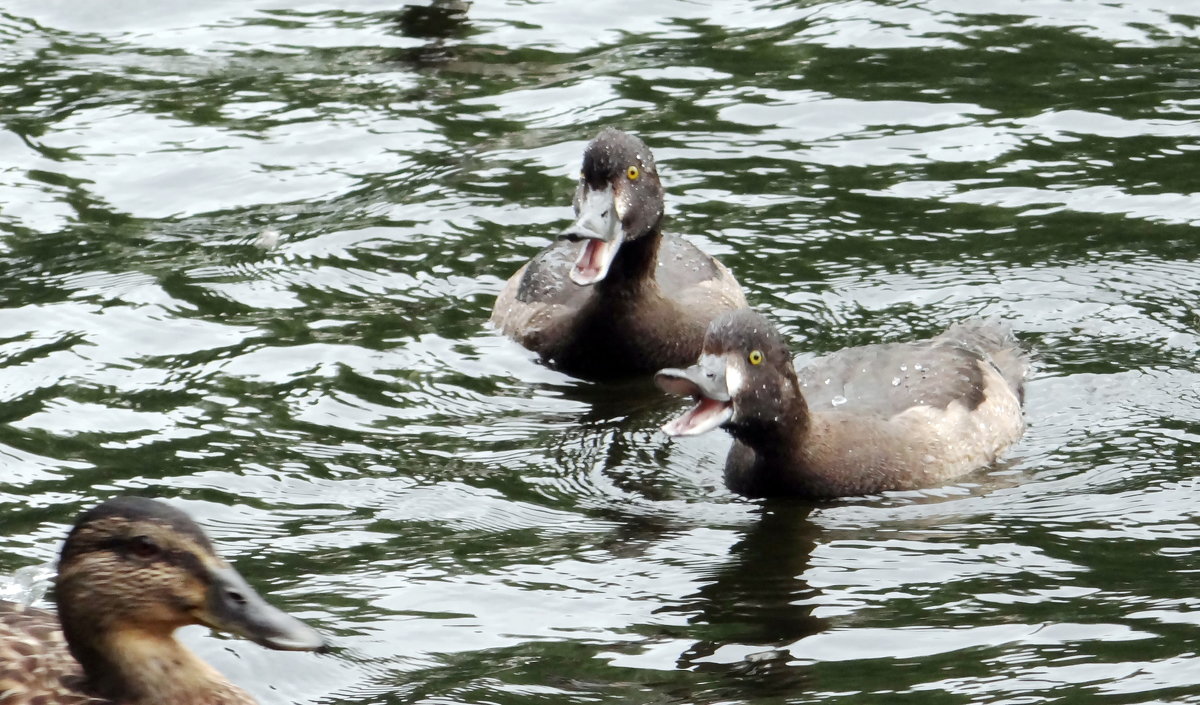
[2,1,1199,703]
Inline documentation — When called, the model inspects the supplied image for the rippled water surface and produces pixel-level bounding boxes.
[2,1,1199,703]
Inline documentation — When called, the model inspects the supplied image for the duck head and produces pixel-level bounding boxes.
[656,309,802,443]
[55,496,326,669]
[559,128,665,285]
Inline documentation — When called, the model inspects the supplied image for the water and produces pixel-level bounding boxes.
[1,0,1199,703]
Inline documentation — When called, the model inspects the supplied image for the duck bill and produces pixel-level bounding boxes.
[198,566,326,652]
[655,354,733,437]
[559,183,624,286]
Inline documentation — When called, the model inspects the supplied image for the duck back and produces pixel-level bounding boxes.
[798,320,1027,418]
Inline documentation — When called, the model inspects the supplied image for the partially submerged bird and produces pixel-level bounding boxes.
[0,497,325,705]
[492,127,746,379]
[656,309,1029,498]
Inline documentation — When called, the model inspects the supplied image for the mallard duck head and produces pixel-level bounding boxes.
[54,497,324,684]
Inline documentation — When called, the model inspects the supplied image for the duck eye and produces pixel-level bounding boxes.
[128,535,162,560]
[748,350,764,365]
[626,165,640,180]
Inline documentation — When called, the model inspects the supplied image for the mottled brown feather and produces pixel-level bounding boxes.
[0,498,319,705]
[0,597,256,705]
[0,602,100,705]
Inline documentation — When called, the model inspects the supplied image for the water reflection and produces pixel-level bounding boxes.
[1,0,1200,704]
[392,1,473,69]
[677,503,825,697]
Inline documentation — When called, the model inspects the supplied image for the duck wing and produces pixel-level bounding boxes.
[654,234,747,317]
[654,234,737,292]
[798,321,1027,418]
[490,240,595,342]
[935,319,1029,402]
[511,240,590,307]
[492,234,746,341]
[500,234,739,306]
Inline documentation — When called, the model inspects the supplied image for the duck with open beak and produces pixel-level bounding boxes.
[657,309,1029,499]
[558,131,661,286]
[561,182,624,285]
[656,352,734,437]
[492,128,747,379]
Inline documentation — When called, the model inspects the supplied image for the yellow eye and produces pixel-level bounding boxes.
[748,350,763,365]
[626,165,640,180]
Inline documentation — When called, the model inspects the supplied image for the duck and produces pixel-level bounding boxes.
[655,309,1029,499]
[491,127,747,380]
[0,496,326,705]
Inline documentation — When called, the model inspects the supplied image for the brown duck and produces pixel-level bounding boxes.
[657,309,1029,498]
[492,127,746,379]
[0,497,325,705]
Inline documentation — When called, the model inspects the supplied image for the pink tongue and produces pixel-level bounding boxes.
[572,240,605,281]
[664,397,730,436]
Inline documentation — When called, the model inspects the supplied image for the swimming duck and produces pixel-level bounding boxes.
[491,127,747,379]
[656,309,1028,498]
[0,496,325,705]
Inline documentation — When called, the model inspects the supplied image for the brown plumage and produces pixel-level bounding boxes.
[491,128,746,380]
[657,309,1029,499]
[0,497,325,705]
